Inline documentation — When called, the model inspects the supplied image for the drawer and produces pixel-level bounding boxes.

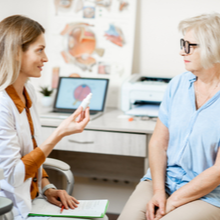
[41,127,147,157]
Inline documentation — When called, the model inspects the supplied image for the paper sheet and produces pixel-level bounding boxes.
[27,217,50,220]
[30,198,108,218]
[126,104,159,117]
[28,217,89,220]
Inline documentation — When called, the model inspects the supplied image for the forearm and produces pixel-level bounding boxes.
[150,145,167,193]
[41,177,56,197]
[42,176,50,189]
[38,127,63,158]
[149,119,169,194]
[169,165,220,208]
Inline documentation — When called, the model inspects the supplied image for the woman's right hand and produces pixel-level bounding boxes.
[58,106,90,137]
[146,190,167,220]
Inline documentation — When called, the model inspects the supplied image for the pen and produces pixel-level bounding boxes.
[60,205,64,214]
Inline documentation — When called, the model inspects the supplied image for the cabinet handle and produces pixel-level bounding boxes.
[68,140,94,144]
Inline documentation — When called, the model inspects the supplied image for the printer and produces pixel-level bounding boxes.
[121,74,171,114]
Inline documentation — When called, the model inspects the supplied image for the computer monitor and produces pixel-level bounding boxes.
[53,77,109,114]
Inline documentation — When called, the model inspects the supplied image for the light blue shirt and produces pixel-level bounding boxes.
[142,71,220,207]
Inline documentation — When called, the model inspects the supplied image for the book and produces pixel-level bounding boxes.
[29,198,109,218]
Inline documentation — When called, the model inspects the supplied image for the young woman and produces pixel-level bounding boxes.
[0,15,91,219]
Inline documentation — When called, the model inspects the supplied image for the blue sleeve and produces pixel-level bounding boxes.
[158,72,190,128]
[158,79,175,128]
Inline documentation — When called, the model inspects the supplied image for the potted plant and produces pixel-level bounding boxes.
[39,86,53,107]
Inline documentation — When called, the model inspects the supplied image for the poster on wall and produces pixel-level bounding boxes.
[46,0,137,106]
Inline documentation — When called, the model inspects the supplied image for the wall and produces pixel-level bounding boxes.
[132,0,220,78]
[1,0,220,104]
[0,0,49,95]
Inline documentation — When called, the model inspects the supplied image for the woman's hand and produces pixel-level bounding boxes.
[44,188,79,210]
[152,196,177,220]
[165,197,176,215]
[146,190,167,220]
[58,106,90,137]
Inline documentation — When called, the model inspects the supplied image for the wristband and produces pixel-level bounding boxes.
[42,183,57,196]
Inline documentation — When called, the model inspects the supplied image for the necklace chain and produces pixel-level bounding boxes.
[195,80,220,108]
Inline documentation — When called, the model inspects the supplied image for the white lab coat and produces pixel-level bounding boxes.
[0,83,43,219]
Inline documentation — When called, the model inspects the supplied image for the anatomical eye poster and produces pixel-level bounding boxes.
[47,0,137,87]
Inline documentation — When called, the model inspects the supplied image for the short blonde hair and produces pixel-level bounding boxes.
[178,13,220,69]
[0,15,45,91]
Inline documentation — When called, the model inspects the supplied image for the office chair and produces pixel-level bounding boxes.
[43,159,109,220]
[43,158,74,195]
[0,158,74,220]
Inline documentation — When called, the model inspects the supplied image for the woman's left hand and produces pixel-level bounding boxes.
[154,198,176,220]
[44,188,79,210]
[165,197,176,214]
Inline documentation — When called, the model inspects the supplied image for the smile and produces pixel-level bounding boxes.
[38,66,43,70]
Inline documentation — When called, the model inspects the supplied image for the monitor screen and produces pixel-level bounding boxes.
[54,77,109,113]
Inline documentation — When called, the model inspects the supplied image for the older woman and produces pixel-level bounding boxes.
[118,13,220,220]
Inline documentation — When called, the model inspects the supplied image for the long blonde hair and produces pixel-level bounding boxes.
[178,13,220,69]
[0,15,45,91]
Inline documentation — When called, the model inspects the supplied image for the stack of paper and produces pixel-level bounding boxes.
[126,104,159,117]
[29,198,109,218]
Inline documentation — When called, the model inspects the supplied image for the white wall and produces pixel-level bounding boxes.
[0,0,50,95]
[132,0,220,78]
[1,0,220,97]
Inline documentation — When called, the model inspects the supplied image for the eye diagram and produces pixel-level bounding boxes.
[61,23,104,71]
[105,24,125,47]
[73,84,91,105]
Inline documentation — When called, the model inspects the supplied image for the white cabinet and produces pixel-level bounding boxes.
[41,127,147,157]
[40,109,155,215]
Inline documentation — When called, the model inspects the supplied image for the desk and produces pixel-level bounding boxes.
[40,108,156,213]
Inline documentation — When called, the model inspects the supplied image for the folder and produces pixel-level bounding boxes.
[29,198,109,218]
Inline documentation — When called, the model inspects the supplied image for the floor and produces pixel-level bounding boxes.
[107,213,119,220]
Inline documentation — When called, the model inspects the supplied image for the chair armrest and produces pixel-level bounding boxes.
[44,158,70,171]
[43,158,74,195]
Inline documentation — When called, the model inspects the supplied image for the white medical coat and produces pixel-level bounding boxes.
[0,83,43,219]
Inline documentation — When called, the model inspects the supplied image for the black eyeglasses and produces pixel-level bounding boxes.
[180,39,199,54]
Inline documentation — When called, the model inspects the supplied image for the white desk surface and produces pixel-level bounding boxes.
[40,107,156,134]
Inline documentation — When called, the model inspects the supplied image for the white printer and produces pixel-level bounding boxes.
[121,74,171,114]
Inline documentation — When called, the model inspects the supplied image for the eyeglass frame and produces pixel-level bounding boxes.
[180,38,199,54]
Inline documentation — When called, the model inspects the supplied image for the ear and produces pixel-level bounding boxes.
[15,48,23,62]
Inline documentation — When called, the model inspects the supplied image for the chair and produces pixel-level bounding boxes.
[1,160,108,220]
[43,158,109,220]
[43,158,74,195]
[0,158,74,220]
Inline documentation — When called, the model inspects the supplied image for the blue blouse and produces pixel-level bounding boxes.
[142,71,220,207]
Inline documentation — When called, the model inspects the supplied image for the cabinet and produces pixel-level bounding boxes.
[41,127,147,157]
[40,108,156,214]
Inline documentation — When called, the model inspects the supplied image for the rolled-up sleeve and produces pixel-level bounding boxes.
[158,81,173,128]
[21,147,46,180]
